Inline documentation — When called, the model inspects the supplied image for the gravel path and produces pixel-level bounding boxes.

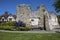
[0,30,56,33]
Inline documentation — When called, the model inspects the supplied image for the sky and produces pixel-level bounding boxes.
[0,0,60,15]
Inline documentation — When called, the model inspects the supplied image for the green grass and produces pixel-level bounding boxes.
[0,32,60,40]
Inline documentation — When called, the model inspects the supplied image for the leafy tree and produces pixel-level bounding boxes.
[53,0,60,12]
[5,11,9,14]
[57,15,60,24]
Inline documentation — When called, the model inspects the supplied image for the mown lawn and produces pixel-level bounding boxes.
[0,32,60,40]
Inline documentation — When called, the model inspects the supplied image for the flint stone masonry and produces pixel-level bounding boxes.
[16,4,59,30]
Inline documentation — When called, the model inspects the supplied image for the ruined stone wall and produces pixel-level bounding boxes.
[16,4,59,30]
[16,4,47,29]
[16,4,31,24]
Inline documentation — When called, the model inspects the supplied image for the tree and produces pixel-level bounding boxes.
[5,11,9,14]
[57,15,60,24]
[53,0,60,12]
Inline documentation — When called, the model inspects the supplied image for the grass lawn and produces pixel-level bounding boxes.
[0,32,60,40]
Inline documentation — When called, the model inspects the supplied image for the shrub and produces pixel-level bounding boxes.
[18,27,31,31]
[13,22,19,27]
[0,21,16,30]
[17,21,31,31]
[26,26,31,30]
[0,21,16,26]
[0,26,3,29]
[17,20,26,27]
[6,21,16,26]
[18,24,31,31]
[13,20,26,27]
[0,25,15,30]
[18,27,25,31]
